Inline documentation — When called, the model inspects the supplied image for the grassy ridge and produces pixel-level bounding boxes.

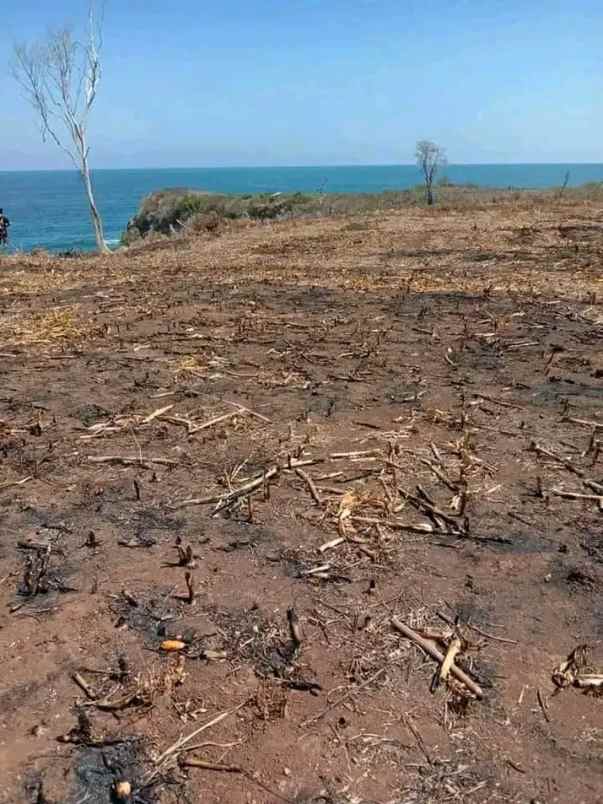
[121,182,603,246]
[121,189,418,244]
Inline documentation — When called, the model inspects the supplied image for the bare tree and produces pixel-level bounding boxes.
[558,169,571,199]
[415,140,446,206]
[13,5,109,253]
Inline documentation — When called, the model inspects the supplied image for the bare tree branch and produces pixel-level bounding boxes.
[12,3,109,253]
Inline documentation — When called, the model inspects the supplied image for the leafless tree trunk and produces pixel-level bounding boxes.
[558,169,571,199]
[13,4,110,254]
[415,140,446,206]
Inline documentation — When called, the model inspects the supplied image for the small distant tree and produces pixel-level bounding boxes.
[415,140,446,206]
[558,169,571,199]
[13,5,109,253]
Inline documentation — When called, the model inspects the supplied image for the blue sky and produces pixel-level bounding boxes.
[1,0,601,169]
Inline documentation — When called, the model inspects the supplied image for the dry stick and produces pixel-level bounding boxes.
[0,476,33,491]
[285,456,325,469]
[573,674,603,689]
[178,466,279,510]
[420,458,458,492]
[88,455,178,467]
[215,466,279,512]
[180,758,242,773]
[400,486,463,530]
[352,515,441,535]
[73,672,96,699]
[155,703,246,766]
[563,416,603,429]
[584,479,603,494]
[391,617,483,699]
[474,393,520,409]
[536,688,551,723]
[142,404,174,424]
[549,488,603,503]
[181,761,294,804]
[465,622,519,645]
[189,410,241,434]
[300,667,386,728]
[388,456,458,493]
[184,571,195,604]
[188,402,271,434]
[530,442,584,478]
[87,690,140,712]
[506,340,539,350]
[330,450,381,459]
[319,536,346,553]
[224,400,272,423]
[404,715,433,765]
[439,635,462,684]
[295,468,323,505]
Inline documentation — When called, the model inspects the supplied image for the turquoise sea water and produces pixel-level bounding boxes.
[1,163,603,253]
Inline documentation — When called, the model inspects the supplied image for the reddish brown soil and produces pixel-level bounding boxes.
[1,201,602,804]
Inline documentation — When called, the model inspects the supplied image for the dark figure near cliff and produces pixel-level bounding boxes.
[0,209,9,245]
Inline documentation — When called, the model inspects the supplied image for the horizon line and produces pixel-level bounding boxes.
[1,161,603,174]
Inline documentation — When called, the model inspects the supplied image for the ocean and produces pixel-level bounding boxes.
[1,163,603,254]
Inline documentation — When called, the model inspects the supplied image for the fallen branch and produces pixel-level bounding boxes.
[155,703,247,765]
[474,393,520,409]
[584,479,603,494]
[177,467,279,510]
[189,410,242,434]
[224,400,272,423]
[88,455,178,467]
[465,623,519,645]
[530,442,584,478]
[352,515,443,535]
[188,401,271,434]
[550,488,603,504]
[179,758,242,772]
[563,416,603,430]
[391,617,483,699]
[439,635,462,684]
[295,468,323,505]
[142,404,174,424]
[0,476,33,491]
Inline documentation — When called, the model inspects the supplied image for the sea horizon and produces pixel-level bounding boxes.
[2,162,603,253]
[2,160,603,174]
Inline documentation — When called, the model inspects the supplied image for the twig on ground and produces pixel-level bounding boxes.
[465,622,519,645]
[295,468,323,505]
[530,442,584,477]
[154,703,247,765]
[0,476,33,491]
[536,688,551,723]
[177,466,279,510]
[88,455,178,468]
[142,404,174,424]
[300,667,386,727]
[391,617,483,699]
[550,488,603,503]
[563,416,603,429]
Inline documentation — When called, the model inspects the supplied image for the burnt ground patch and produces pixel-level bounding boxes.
[1,200,602,803]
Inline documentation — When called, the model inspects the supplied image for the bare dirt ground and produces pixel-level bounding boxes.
[0,199,602,804]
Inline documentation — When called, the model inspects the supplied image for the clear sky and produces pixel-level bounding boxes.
[1,0,601,170]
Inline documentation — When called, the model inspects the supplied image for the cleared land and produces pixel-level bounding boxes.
[0,196,602,804]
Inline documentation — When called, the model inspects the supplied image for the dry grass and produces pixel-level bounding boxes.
[0,306,85,346]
